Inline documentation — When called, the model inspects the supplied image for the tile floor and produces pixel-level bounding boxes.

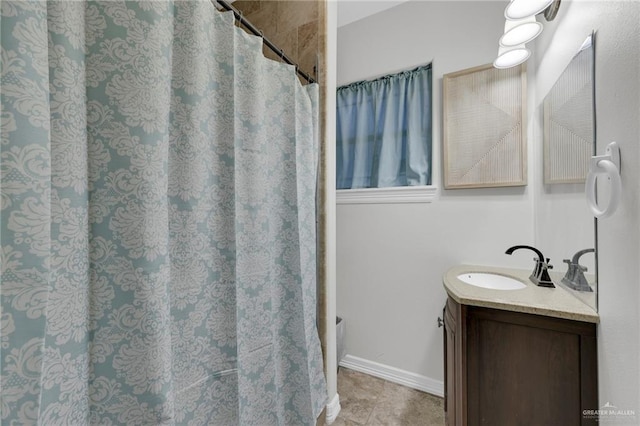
[319,368,445,426]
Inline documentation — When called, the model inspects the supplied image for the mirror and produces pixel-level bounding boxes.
[539,33,597,310]
[544,34,595,185]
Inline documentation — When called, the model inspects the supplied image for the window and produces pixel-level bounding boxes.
[336,64,433,193]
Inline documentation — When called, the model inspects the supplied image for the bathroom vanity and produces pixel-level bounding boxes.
[442,265,598,426]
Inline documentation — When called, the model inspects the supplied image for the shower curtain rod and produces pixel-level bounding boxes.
[214,0,318,84]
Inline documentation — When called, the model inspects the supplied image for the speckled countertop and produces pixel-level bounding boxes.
[443,264,599,323]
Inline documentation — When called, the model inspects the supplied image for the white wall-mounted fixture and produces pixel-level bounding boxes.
[493,45,531,69]
[500,17,543,47]
[494,0,561,69]
[505,0,554,20]
[586,141,622,219]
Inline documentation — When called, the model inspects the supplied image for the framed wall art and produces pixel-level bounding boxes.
[443,63,527,189]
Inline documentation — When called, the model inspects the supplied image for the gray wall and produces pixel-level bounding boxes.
[337,0,640,411]
[532,0,640,412]
[336,1,535,386]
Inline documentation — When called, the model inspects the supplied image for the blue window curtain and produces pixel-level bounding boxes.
[336,64,432,189]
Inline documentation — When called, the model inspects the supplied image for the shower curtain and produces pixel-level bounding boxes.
[1,1,327,424]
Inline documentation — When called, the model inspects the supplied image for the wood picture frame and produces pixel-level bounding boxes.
[443,63,527,189]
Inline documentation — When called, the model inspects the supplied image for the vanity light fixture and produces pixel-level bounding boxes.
[493,45,531,69]
[493,0,561,69]
[505,0,554,20]
[499,17,543,47]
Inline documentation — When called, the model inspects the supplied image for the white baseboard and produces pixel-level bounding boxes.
[339,354,444,398]
[325,393,341,425]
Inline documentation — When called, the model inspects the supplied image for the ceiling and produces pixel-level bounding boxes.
[337,0,411,27]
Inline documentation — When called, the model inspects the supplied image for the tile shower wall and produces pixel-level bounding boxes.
[233,0,322,83]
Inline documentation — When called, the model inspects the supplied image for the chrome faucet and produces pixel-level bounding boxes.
[561,248,595,292]
[505,245,555,288]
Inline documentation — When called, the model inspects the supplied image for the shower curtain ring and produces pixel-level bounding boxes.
[237,10,243,26]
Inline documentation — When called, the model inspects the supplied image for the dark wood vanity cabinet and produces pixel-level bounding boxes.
[443,297,598,426]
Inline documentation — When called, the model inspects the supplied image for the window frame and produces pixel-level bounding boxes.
[336,185,438,204]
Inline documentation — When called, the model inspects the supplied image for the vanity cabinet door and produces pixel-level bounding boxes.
[443,305,454,426]
[444,298,466,426]
[444,297,597,426]
[465,306,597,426]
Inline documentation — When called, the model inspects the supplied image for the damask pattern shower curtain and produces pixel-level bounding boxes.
[1,1,327,424]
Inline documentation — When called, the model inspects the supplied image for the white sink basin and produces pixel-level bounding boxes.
[457,272,526,290]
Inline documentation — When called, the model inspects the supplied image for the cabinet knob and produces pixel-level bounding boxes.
[437,317,444,328]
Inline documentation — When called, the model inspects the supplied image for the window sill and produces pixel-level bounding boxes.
[336,186,438,204]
